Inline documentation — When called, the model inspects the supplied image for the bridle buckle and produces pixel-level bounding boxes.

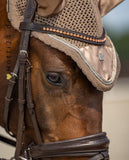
[19,148,32,160]
[19,156,27,160]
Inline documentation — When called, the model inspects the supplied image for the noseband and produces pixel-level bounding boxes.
[4,0,109,159]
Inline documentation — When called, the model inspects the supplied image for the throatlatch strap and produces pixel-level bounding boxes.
[4,75,17,137]
[4,57,20,137]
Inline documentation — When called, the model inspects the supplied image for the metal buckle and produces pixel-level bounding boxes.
[19,147,32,160]
[11,72,17,78]
[19,156,27,160]
[20,50,28,56]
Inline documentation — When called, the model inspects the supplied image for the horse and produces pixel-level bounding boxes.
[0,0,123,159]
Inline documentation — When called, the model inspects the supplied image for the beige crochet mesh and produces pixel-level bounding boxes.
[16,0,26,16]
[16,0,103,48]
[11,0,120,92]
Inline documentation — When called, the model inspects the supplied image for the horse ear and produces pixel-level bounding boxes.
[98,0,124,17]
[36,0,67,17]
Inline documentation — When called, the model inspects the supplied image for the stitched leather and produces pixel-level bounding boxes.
[27,132,109,159]
[20,22,106,45]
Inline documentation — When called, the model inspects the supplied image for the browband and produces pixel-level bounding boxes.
[20,22,106,45]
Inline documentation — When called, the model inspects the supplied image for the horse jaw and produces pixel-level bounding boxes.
[29,38,103,145]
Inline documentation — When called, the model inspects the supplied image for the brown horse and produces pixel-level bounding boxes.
[0,0,123,160]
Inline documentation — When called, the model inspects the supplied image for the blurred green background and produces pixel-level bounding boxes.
[102,0,129,77]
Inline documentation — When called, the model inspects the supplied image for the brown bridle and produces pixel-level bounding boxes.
[3,0,109,159]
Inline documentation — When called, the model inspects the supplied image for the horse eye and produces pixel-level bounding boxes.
[46,72,62,86]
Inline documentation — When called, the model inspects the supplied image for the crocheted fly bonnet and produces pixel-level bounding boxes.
[7,0,123,91]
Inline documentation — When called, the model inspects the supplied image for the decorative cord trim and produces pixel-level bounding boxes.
[42,26,106,44]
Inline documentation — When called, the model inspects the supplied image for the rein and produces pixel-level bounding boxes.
[3,0,109,159]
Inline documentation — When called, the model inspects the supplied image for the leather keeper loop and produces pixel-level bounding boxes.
[9,78,16,84]
[5,97,13,102]
[18,99,26,105]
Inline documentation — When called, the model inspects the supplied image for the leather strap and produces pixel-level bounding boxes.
[20,22,106,45]
[26,62,42,145]
[14,0,41,159]
[15,51,27,159]
[24,132,109,159]
[4,75,17,137]
[4,58,19,137]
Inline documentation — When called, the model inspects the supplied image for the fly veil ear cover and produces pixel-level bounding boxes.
[36,0,67,17]
[8,0,121,92]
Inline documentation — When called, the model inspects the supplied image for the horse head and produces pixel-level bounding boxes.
[0,0,123,159]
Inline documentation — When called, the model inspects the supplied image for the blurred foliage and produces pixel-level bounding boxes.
[105,28,129,76]
[105,30,129,57]
[111,33,129,59]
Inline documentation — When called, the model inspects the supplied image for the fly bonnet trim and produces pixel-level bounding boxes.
[7,0,120,92]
